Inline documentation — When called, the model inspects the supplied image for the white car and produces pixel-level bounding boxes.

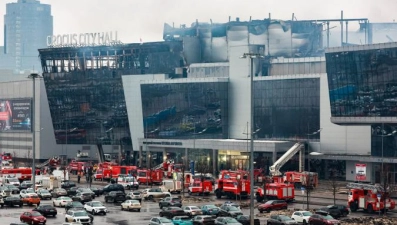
[0,187,11,197]
[149,217,173,225]
[53,196,73,207]
[183,206,203,216]
[65,210,91,224]
[84,201,107,215]
[121,199,141,212]
[291,211,313,224]
[20,189,38,198]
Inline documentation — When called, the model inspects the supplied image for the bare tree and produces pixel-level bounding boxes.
[330,175,338,205]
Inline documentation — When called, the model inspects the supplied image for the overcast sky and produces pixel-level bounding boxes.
[1,0,397,44]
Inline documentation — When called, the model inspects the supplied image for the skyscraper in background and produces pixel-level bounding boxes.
[3,0,52,73]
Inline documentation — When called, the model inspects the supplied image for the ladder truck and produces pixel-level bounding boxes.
[347,182,395,213]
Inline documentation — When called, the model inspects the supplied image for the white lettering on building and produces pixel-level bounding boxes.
[46,31,119,47]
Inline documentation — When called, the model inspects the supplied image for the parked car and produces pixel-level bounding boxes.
[4,196,23,207]
[121,199,141,212]
[159,197,182,208]
[4,184,20,194]
[102,183,124,194]
[266,215,298,225]
[149,217,174,225]
[192,215,215,225]
[21,195,41,206]
[76,188,96,199]
[291,211,313,224]
[258,200,288,213]
[53,196,73,207]
[33,204,58,217]
[20,211,46,225]
[65,201,84,211]
[159,207,186,219]
[90,187,103,196]
[218,205,243,218]
[66,187,79,197]
[172,216,193,225]
[71,192,92,203]
[221,201,240,209]
[126,191,142,202]
[236,215,260,225]
[84,201,107,215]
[64,210,91,224]
[61,181,76,189]
[317,205,349,218]
[37,189,52,200]
[104,191,126,203]
[201,205,220,216]
[141,188,171,200]
[183,206,203,217]
[214,217,242,225]
[51,188,68,198]
[20,189,37,198]
[19,181,33,190]
[308,214,340,225]
[0,186,11,197]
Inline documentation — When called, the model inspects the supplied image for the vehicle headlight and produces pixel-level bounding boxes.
[33,218,39,221]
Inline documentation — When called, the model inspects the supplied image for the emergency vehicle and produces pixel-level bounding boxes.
[214,170,250,199]
[161,180,182,194]
[1,153,12,162]
[110,166,137,179]
[117,175,139,190]
[136,169,163,184]
[162,161,183,178]
[256,182,295,202]
[283,171,318,188]
[347,182,396,213]
[0,168,40,181]
[68,161,86,174]
[188,177,212,196]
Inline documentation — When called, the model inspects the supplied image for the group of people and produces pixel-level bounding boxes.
[76,166,94,184]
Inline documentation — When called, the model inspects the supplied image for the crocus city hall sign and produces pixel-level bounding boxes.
[47,31,120,47]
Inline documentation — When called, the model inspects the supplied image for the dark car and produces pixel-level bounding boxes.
[33,204,57,217]
[67,187,79,197]
[159,207,186,219]
[201,205,220,216]
[61,181,76,189]
[159,197,182,208]
[236,215,260,225]
[4,184,20,194]
[4,196,23,207]
[72,192,92,203]
[105,191,126,203]
[76,188,96,199]
[51,188,68,198]
[258,200,288,213]
[37,189,52,200]
[65,201,84,211]
[266,215,297,225]
[309,214,340,225]
[318,205,349,218]
[90,187,103,196]
[218,206,243,218]
[102,183,125,194]
[19,181,33,190]
[192,215,215,225]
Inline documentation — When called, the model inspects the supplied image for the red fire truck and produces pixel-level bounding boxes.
[283,171,318,188]
[347,183,396,213]
[136,169,163,184]
[68,161,86,174]
[110,166,138,179]
[163,161,183,178]
[0,168,40,181]
[214,170,250,199]
[188,177,213,196]
[256,182,295,202]
[1,152,12,162]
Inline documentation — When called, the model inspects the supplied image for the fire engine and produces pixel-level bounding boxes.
[0,168,40,181]
[188,177,213,196]
[162,161,183,178]
[214,170,250,199]
[110,165,138,179]
[347,182,396,213]
[1,152,12,162]
[136,169,163,184]
[284,171,318,188]
[256,182,295,202]
[68,161,86,174]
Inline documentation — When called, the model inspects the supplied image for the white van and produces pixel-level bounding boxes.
[160,180,182,194]
[2,176,20,187]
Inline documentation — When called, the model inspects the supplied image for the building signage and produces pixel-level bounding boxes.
[0,99,32,132]
[355,163,367,181]
[143,141,183,146]
[47,31,119,47]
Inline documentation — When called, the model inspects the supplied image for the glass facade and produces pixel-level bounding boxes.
[141,82,228,139]
[43,70,130,145]
[371,123,397,157]
[253,79,320,139]
[326,47,397,118]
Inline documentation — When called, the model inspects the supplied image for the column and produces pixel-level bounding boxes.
[212,149,217,176]
[139,146,143,168]
[163,149,167,162]
[184,148,189,167]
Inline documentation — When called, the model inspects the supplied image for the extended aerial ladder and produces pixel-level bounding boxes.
[269,142,305,176]
[346,182,384,193]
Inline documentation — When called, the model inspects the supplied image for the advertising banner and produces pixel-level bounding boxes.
[0,99,32,132]
[355,163,367,181]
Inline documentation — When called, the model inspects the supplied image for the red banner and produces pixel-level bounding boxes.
[355,163,367,181]
[0,112,9,121]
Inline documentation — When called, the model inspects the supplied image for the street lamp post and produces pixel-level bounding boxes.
[28,73,41,189]
[240,52,263,225]
[306,128,322,210]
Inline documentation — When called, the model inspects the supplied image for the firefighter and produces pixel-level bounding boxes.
[77,170,82,183]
